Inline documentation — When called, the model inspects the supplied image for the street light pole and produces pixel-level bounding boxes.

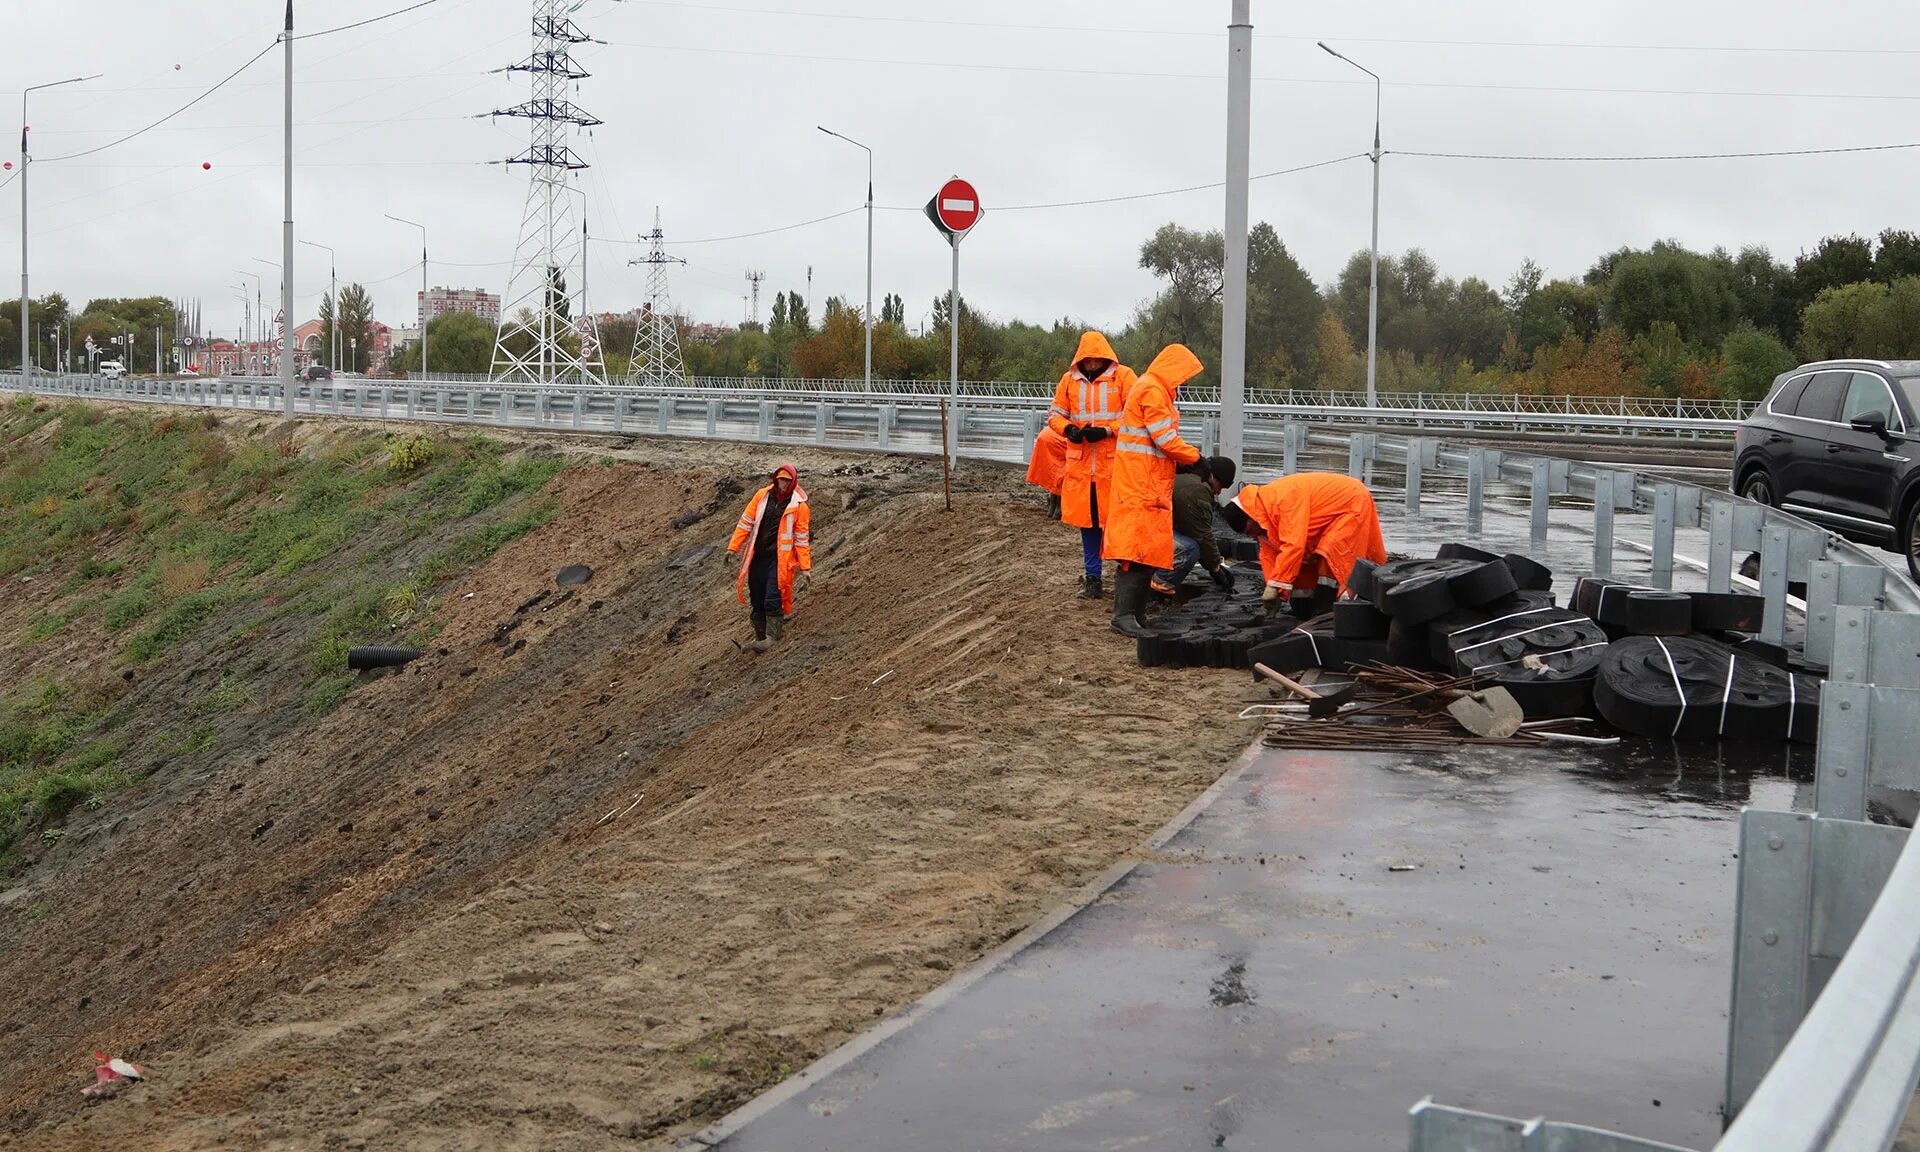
[1220,1,1252,463]
[281,0,296,417]
[386,214,427,379]
[235,269,263,374]
[818,126,873,392]
[1320,41,1383,410]
[253,258,283,373]
[300,239,336,369]
[19,74,99,379]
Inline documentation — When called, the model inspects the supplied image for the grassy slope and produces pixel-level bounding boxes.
[0,398,569,871]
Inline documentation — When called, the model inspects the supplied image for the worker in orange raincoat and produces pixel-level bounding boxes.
[1102,344,1204,636]
[1048,332,1138,599]
[1221,472,1388,614]
[1026,424,1070,520]
[727,463,812,652]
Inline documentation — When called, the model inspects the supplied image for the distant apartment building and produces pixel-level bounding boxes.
[417,286,501,329]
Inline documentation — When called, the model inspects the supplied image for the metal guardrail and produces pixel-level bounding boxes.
[0,372,1739,442]
[1,369,1913,1151]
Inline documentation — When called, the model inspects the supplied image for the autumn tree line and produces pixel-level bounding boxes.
[637,224,1920,400]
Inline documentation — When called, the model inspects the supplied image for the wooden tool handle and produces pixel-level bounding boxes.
[1253,663,1321,701]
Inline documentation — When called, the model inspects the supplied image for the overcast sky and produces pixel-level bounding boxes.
[5,0,1919,341]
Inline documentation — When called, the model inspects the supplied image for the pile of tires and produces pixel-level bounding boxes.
[1438,603,1611,717]
[1595,635,1820,743]
[1135,561,1286,669]
[1573,577,1766,637]
[1244,613,1392,675]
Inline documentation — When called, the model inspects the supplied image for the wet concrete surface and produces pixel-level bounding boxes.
[705,478,1854,1151]
[712,743,1807,1151]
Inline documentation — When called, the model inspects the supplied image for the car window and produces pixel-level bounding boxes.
[1795,372,1850,423]
[1769,373,1812,416]
[1841,372,1903,431]
[1899,378,1920,423]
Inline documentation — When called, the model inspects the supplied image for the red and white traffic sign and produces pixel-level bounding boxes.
[925,177,982,239]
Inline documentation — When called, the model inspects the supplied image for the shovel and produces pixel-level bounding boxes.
[1254,663,1357,718]
[1442,685,1525,739]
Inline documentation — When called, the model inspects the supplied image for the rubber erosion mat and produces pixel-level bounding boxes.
[704,743,1756,1151]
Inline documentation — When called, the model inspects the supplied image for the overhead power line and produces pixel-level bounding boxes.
[1389,141,1920,162]
[616,1,1920,56]
[40,41,277,163]
[297,0,452,40]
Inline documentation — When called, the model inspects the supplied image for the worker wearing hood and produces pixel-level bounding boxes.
[1222,471,1387,612]
[1102,344,1204,637]
[727,463,812,652]
[1047,331,1138,598]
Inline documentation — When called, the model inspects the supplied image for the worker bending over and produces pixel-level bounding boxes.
[1222,471,1387,614]
[1047,332,1137,599]
[1026,423,1069,521]
[1152,455,1239,596]
[727,463,813,652]
[1103,343,1204,636]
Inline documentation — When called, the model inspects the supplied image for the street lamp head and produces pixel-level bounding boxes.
[1317,41,1337,55]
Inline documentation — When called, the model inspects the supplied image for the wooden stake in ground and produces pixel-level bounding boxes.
[939,398,953,512]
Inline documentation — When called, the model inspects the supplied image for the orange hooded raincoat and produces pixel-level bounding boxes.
[1046,331,1137,529]
[727,464,812,616]
[1026,425,1069,495]
[1233,472,1387,596]
[1101,344,1204,570]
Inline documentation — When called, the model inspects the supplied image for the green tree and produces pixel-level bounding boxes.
[1245,222,1322,386]
[1798,281,1887,361]
[1629,320,1691,396]
[1137,223,1224,362]
[1791,235,1876,316]
[769,292,789,330]
[396,312,495,374]
[881,293,905,324]
[1717,324,1796,401]
[1877,229,1920,282]
[1598,242,1742,345]
[788,292,811,333]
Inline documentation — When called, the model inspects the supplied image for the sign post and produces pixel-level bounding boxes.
[924,177,981,491]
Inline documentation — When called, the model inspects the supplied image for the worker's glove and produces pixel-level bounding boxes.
[1082,426,1110,443]
[1210,565,1235,592]
[1062,424,1085,443]
[1260,584,1288,615]
[797,572,811,593]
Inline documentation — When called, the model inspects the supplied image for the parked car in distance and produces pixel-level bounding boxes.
[97,360,126,379]
[300,364,333,382]
[1733,358,1920,580]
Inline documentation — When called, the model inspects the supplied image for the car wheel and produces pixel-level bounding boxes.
[1741,470,1776,508]
[1905,500,1920,585]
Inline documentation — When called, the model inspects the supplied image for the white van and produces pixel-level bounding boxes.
[98,360,126,379]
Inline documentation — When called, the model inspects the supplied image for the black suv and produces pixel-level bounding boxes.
[300,364,333,382]
[1733,359,1920,579]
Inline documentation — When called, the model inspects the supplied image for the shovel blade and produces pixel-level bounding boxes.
[1447,687,1524,739]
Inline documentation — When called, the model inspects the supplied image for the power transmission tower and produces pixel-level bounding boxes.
[489,0,605,386]
[626,207,688,383]
[745,270,766,328]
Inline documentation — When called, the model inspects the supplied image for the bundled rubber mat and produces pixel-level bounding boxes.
[1431,543,1554,594]
[1244,614,1392,676]
[1135,562,1287,669]
[1439,605,1610,717]
[1425,590,1557,666]
[1595,635,1819,743]
[1573,578,1764,636]
[1369,557,1518,625]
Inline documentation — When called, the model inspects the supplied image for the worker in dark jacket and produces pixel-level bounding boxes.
[1152,456,1238,596]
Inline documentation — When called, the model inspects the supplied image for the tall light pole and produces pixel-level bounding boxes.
[1320,40,1382,410]
[19,74,100,378]
[253,257,283,374]
[235,269,263,374]
[281,0,296,416]
[300,239,337,369]
[818,126,873,391]
[1220,2,1252,463]
[386,214,427,379]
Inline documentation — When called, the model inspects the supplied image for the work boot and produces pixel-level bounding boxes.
[1047,493,1062,520]
[1076,573,1104,599]
[750,613,772,653]
[1110,568,1153,638]
[766,614,785,647]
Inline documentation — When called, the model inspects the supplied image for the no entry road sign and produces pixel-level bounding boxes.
[925,177,982,239]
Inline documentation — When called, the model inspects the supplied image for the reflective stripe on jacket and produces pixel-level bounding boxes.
[1047,331,1136,529]
[1102,344,1204,570]
[727,478,813,615]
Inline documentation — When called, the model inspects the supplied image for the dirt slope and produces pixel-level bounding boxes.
[0,420,1251,1150]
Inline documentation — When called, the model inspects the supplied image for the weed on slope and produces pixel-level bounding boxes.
[0,399,566,871]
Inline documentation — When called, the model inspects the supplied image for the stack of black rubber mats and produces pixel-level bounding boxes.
[1135,562,1285,669]
[1438,602,1611,717]
[1244,613,1393,675]
[1572,577,1766,637]
[1595,635,1819,743]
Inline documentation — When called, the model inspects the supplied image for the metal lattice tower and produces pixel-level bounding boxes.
[745,269,766,327]
[626,207,688,383]
[489,0,605,386]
